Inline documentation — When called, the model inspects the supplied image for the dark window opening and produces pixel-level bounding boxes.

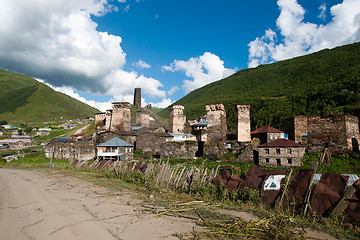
[276,159,281,166]
[276,149,281,154]
[288,158,292,164]
[266,158,269,163]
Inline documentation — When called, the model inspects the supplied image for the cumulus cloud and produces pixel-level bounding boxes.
[248,0,360,68]
[163,52,237,93]
[149,98,173,108]
[0,0,165,101]
[318,3,327,21]
[132,60,151,69]
[167,86,180,95]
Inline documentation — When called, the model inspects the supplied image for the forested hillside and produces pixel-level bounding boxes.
[160,42,360,130]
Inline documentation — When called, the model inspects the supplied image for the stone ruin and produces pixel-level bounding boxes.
[136,110,150,128]
[284,113,360,153]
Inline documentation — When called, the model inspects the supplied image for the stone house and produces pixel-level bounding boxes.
[283,113,360,153]
[44,137,95,161]
[191,120,207,142]
[97,137,134,161]
[251,126,288,144]
[257,138,305,168]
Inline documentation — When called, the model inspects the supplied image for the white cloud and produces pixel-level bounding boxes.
[318,3,327,21]
[163,52,237,93]
[0,0,165,103]
[149,98,173,108]
[133,60,151,69]
[248,0,360,68]
[124,4,130,12]
[167,86,180,95]
[34,78,112,111]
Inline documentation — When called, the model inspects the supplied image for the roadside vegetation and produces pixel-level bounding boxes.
[1,149,359,239]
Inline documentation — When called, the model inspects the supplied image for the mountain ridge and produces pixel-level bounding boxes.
[160,41,360,130]
[0,69,99,122]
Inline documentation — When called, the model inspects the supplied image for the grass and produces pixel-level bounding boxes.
[1,152,359,239]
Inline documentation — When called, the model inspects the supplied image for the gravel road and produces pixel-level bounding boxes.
[0,169,197,240]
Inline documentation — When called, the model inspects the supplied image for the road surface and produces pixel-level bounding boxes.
[0,169,197,240]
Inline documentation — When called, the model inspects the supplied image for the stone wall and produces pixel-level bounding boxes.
[236,105,251,142]
[284,113,360,153]
[105,109,112,131]
[258,146,305,168]
[169,105,186,133]
[136,110,150,127]
[110,102,131,132]
[345,115,360,152]
[96,131,137,145]
[136,132,173,153]
[45,139,95,161]
[283,116,308,144]
[95,113,106,130]
[161,141,198,159]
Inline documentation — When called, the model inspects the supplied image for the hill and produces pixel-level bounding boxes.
[160,42,360,130]
[0,69,99,122]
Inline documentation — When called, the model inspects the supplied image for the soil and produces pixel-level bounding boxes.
[0,168,198,240]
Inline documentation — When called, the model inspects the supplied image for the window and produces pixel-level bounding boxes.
[287,149,292,154]
[276,149,281,154]
[288,158,292,164]
[265,149,269,154]
[276,159,281,166]
[266,158,270,163]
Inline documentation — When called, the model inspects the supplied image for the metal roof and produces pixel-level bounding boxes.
[312,174,359,186]
[251,126,285,134]
[97,137,134,147]
[258,138,303,147]
[193,120,207,126]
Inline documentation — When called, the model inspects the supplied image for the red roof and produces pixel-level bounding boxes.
[259,138,303,147]
[251,126,284,134]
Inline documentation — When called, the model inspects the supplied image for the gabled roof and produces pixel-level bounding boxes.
[193,120,207,126]
[97,137,134,147]
[259,138,303,147]
[251,126,284,134]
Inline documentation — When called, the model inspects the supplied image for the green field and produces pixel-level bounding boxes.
[0,69,99,123]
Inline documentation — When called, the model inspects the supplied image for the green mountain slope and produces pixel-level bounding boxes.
[160,42,360,130]
[0,69,99,122]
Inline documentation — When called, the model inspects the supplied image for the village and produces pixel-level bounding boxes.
[41,88,360,168]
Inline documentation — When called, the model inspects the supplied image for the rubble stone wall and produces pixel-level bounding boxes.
[95,113,106,130]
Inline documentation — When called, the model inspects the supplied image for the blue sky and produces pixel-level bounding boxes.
[0,0,359,111]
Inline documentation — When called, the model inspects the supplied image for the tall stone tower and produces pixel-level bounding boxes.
[136,110,150,127]
[110,102,131,131]
[133,88,141,107]
[105,109,113,131]
[235,105,251,142]
[206,103,227,144]
[169,105,186,133]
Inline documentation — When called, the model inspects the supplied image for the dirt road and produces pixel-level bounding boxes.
[0,169,197,240]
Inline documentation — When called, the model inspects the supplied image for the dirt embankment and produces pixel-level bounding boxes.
[0,169,197,240]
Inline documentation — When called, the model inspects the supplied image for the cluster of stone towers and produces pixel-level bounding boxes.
[168,102,251,144]
[95,88,149,131]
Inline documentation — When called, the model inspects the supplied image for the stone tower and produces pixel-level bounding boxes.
[105,109,113,131]
[169,105,186,133]
[136,110,150,127]
[95,112,106,130]
[110,102,131,131]
[206,103,227,144]
[235,105,251,142]
[133,88,141,107]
